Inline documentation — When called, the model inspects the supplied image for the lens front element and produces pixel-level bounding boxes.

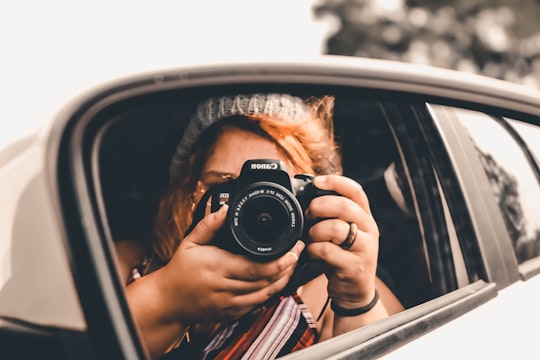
[242,196,290,245]
[229,182,304,260]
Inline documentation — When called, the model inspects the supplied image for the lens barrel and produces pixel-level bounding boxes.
[228,182,304,260]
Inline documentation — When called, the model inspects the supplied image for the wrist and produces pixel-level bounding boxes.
[331,290,379,317]
[149,266,191,326]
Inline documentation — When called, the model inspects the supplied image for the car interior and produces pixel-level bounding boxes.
[95,89,443,315]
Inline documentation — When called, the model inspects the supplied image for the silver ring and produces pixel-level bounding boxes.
[340,222,358,250]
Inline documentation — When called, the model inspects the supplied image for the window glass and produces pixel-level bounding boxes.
[456,110,540,263]
[506,118,540,169]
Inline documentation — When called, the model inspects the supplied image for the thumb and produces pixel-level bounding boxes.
[185,204,228,246]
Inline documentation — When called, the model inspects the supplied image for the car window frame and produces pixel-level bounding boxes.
[427,104,521,289]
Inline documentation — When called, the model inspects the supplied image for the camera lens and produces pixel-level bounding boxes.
[241,197,290,245]
[229,182,304,260]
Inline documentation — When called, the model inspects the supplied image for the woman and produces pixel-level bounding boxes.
[125,93,403,359]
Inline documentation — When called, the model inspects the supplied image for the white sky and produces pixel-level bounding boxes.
[0,0,331,148]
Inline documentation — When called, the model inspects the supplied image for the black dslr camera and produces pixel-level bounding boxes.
[187,159,336,262]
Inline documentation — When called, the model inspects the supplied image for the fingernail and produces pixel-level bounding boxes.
[288,251,299,262]
[294,241,305,255]
[287,242,304,263]
[218,204,229,215]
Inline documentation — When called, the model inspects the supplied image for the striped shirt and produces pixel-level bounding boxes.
[162,293,318,360]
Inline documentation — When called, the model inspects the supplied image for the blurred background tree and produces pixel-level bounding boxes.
[314,0,540,88]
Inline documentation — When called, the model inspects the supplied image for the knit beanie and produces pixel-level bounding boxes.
[169,93,311,183]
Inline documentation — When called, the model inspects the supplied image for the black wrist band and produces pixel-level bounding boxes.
[331,290,379,317]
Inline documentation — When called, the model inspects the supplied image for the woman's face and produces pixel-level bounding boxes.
[199,126,292,188]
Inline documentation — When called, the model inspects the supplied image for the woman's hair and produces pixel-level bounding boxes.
[152,95,341,263]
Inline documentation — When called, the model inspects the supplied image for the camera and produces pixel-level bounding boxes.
[187,159,336,261]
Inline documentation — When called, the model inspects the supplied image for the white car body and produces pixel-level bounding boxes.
[2,55,540,359]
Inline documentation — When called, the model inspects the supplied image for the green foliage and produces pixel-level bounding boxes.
[314,0,540,87]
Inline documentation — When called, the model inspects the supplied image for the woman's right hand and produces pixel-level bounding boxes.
[127,204,303,358]
[157,204,304,323]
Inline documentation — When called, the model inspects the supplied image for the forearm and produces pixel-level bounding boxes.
[126,271,187,359]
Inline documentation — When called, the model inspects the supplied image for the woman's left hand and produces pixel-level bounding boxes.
[305,174,379,310]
